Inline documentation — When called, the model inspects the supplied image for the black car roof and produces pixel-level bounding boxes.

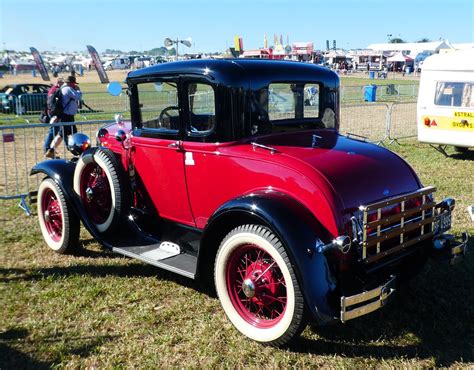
[127,59,338,89]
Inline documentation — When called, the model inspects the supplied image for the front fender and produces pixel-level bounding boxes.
[31,159,77,200]
[202,191,339,324]
[30,155,108,245]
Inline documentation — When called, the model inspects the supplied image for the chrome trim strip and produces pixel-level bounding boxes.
[361,186,436,212]
[363,233,433,263]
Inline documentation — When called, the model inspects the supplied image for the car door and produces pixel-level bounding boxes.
[181,80,242,229]
[130,78,195,227]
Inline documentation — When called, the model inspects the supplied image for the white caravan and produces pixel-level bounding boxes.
[417,49,474,152]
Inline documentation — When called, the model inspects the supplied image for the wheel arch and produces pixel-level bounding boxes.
[198,191,339,324]
[31,159,78,204]
[30,154,113,244]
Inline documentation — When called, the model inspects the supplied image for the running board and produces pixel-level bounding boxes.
[112,243,197,279]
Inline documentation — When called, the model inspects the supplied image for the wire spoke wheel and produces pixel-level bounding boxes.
[73,148,129,234]
[41,188,63,242]
[215,224,306,346]
[227,244,287,328]
[80,163,113,225]
[37,178,79,254]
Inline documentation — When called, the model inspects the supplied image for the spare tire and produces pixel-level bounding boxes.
[73,148,129,234]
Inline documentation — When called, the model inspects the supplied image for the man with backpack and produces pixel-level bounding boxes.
[45,75,82,158]
[42,77,64,157]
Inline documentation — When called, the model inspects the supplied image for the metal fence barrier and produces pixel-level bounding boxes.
[0,120,112,214]
[341,84,418,103]
[1,102,419,213]
[0,92,128,121]
[340,103,390,143]
[388,101,418,142]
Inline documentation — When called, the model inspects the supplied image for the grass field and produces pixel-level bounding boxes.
[1,140,473,368]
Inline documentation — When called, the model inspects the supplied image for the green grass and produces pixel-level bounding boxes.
[0,140,473,367]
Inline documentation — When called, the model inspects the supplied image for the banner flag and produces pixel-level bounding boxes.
[234,36,241,52]
[86,45,109,84]
[29,47,50,81]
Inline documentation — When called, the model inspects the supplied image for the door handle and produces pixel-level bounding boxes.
[168,141,183,150]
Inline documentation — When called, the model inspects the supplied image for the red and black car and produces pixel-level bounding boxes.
[31,59,468,346]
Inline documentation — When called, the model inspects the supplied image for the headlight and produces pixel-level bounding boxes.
[67,133,91,156]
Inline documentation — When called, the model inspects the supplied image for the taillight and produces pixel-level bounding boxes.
[406,196,422,209]
[424,117,431,126]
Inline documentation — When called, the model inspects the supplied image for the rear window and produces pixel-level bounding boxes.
[434,81,474,108]
[268,83,320,121]
[249,81,337,135]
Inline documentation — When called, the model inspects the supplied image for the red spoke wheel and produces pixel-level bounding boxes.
[73,148,129,234]
[79,163,113,225]
[37,178,79,254]
[215,224,306,346]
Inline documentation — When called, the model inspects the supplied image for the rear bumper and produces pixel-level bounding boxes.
[338,232,469,323]
[433,232,469,265]
[340,275,396,323]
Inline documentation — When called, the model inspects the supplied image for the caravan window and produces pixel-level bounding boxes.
[434,82,474,108]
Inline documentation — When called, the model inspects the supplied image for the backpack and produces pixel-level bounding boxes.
[47,88,64,117]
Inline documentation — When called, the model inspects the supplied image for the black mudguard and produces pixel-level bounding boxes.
[30,155,108,245]
[202,191,339,325]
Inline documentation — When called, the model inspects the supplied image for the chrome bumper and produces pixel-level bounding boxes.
[340,275,396,323]
[433,232,470,265]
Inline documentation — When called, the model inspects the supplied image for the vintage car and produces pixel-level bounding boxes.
[31,59,468,346]
[0,83,51,114]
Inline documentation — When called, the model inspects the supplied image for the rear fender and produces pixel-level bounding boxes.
[201,191,339,324]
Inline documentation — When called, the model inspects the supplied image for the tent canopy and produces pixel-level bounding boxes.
[387,52,413,62]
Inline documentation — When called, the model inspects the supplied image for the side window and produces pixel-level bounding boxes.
[137,81,180,131]
[268,83,320,121]
[188,83,216,134]
[434,81,474,107]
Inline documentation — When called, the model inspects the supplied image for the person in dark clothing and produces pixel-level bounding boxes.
[43,78,64,157]
[45,76,82,158]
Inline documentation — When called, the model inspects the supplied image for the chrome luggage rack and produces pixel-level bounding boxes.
[353,186,440,264]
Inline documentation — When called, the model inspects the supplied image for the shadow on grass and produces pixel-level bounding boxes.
[1,242,471,366]
[449,150,474,161]
[0,260,204,294]
[0,327,117,368]
[298,252,474,367]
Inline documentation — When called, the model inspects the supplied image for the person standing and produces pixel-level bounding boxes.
[43,77,64,157]
[46,75,82,158]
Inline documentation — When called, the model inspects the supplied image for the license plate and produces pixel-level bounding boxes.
[434,211,452,235]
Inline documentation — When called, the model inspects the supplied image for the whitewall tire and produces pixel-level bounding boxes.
[215,224,306,346]
[73,148,128,234]
[37,178,79,254]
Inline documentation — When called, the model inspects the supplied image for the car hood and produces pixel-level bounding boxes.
[254,130,421,211]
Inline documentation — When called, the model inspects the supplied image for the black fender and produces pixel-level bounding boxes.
[200,191,339,324]
[30,152,110,245]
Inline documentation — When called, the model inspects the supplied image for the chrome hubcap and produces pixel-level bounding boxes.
[85,187,94,201]
[44,210,50,222]
[242,278,256,298]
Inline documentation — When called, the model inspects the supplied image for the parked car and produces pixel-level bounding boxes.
[0,83,51,114]
[103,57,129,70]
[31,59,468,346]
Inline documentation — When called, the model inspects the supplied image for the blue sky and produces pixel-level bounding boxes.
[1,0,473,53]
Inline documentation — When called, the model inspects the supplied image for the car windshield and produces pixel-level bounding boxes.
[249,82,337,135]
